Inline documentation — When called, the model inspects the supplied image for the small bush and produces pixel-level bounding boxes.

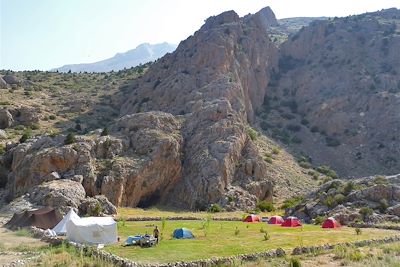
[324,195,336,208]
[272,147,280,154]
[373,175,388,185]
[334,193,346,205]
[101,127,109,136]
[48,115,56,120]
[256,200,275,212]
[325,136,341,147]
[314,216,326,225]
[247,127,258,141]
[263,232,270,241]
[260,227,266,233]
[234,227,240,236]
[208,204,222,213]
[378,199,389,213]
[19,132,31,143]
[289,258,302,267]
[0,144,5,155]
[64,133,76,145]
[343,181,355,195]
[30,123,40,130]
[281,196,304,209]
[316,165,338,179]
[299,161,311,169]
[90,202,103,216]
[355,227,362,235]
[286,124,301,132]
[359,207,373,221]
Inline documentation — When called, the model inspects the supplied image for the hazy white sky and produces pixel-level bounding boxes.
[1,0,399,71]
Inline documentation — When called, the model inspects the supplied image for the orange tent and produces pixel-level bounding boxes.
[322,217,341,228]
[268,215,284,225]
[243,214,261,222]
[281,216,302,227]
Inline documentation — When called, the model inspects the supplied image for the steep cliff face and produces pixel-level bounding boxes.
[116,7,311,209]
[261,8,400,177]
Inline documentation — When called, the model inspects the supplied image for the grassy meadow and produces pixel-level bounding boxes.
[117,207,283,220]
[106,220,399,264]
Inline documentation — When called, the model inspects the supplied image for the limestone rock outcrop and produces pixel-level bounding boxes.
[28,179,86,214]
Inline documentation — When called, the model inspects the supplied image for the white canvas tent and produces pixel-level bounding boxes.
[66,216,117,244]
[52,209,80,235]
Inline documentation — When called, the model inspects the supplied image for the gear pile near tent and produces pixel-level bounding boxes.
[243,214,261,223]
[5,207,62,230]
[281,216,302,227]
[322,217,341,229]
[268,215,284,225]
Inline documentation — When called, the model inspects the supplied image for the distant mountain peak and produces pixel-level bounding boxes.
[54,42,177,73]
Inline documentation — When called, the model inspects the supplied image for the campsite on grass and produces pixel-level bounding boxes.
[106,219,398,264]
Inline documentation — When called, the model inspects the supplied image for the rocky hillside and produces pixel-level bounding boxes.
[258,8,400,178]
[0,7,318,213]
[1,7,399,213]
[287,174,400,225]
[54,42,177,73]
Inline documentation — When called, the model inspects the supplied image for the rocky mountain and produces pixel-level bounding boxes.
[259,8,400,178]
[1,7,400,213]
[54,42,177,73]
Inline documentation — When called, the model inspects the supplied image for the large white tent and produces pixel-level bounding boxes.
[66,216,117,244]
[52,209,80,235]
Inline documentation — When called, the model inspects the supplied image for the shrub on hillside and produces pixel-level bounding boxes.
[64,133,76,145]
[208,204,222,213]
[19,132,31,143]
[325,136,341,147]
[256,200,275,212]
[359,207,373,221]
[334,193,346,205]
[316,165,338,179]
[281,196,304,209]
[247,127,258,141]
[314,216,326,225]
[289,258,302,267]
[101,127,109,136]
[343,181,355,195]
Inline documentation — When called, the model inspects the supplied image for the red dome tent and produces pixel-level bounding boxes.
[281,216,302,227]
[322,217,341,228]
[243,214,261,222]
[268,215,284,225]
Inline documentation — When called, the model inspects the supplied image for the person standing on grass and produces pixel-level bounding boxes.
[153,226,160,244]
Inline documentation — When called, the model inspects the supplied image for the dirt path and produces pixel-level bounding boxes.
[0,227,47,266]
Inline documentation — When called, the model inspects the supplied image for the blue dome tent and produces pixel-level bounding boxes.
[173,228,194,239]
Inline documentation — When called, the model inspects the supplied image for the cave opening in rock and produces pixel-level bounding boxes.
[137,191,161,208]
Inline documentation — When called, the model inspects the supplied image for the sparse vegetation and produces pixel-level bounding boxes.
[256,200,275,212]
[359,207,373,221]
[208,204,222,213]
[281,196,304,209]
[315,165,338,179]
[247,127,258,141]
[64,133,76,145]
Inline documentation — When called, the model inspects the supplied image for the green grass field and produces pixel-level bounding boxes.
[117,207,283,220]
[106,220,399,264]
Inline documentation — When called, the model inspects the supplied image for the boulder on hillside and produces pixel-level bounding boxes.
[79,195,117,216]
[28,179,86,214]
[2,75,21,85]
[0,109,14,129]
[9,106,40,126]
